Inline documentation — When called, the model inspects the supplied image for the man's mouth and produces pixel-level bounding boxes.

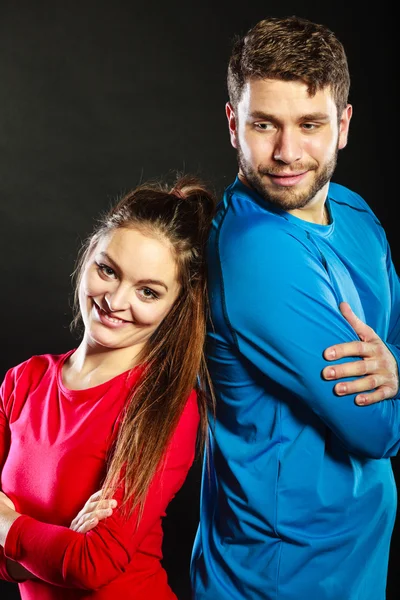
[266,171,308,186]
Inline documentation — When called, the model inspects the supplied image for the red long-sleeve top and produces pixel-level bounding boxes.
[0,350,200,599]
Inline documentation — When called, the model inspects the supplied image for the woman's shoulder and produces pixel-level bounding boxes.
[1,350,74,398]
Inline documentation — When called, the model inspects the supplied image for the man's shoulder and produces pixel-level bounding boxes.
[328,181,373,212]
[219,179,274,215]
[209,205,312,279]
[214,180,295,243]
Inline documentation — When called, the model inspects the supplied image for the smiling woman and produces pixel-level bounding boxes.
[0,174,217,600]
[74,227,182,375]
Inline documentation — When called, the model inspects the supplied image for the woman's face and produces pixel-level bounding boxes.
[79,227,181,356]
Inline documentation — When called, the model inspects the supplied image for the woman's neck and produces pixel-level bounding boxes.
[62,338,144,390]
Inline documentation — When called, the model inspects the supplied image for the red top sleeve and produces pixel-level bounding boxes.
[4,389,199,590]
[0,366,19,582]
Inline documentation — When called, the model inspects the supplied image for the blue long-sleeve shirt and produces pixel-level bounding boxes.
[191,177,400,600]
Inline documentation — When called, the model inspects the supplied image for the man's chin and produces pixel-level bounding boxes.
[250,181,307,210]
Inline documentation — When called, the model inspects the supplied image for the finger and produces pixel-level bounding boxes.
[70,498,117,529]
[98,499,117,510]
[70,517,79,529]
[83,499,117,513]
[77,498,116,520]
[71,507,115,531]
[88,490,103,502]
[71,514,96,531]
[355,385,395,406]
[70,497,102,525]
[70,513,90,530]
[332,373,387,396]
[92,508,115,521]
[70,510,94,530]
[338,302,376,343]
[332,376,397,399]
[78,490,103,512]
[323,341,372,361]
[322,359,377,380]
[75,517,99,534]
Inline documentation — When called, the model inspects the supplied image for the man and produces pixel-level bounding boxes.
[191,16,400,600]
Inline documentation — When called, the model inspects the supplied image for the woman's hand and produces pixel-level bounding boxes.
[70,490,117,534]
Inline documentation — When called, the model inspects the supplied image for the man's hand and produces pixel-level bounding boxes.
[322,302,399,405]
[70,490,117,534]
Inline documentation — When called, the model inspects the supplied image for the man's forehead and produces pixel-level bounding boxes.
[238,78,336,115]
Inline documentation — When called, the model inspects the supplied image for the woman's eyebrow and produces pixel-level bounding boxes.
[97,252,169,291]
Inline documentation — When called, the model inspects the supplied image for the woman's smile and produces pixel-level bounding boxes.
[93,301,132,328]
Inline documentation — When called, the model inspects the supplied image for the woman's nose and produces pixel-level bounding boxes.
[104,286,130,312]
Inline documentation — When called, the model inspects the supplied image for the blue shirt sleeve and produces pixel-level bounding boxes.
[385,240,400,399]
[219,220,400,459]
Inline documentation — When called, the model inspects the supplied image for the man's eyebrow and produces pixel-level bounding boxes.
[300,112,330,121]
[97,252,169,291]
[249,110,331,122]
[249,111,276,121]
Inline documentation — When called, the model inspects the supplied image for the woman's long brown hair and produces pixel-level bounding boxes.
[71,173,216,516]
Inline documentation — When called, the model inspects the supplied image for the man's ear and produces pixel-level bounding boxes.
[226,102,238,149]
[338,103,353,150]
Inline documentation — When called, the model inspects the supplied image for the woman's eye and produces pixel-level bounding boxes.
[139,287,158,300]
[97,263,116,278]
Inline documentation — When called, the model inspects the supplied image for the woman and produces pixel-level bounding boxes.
[0,173,216,599]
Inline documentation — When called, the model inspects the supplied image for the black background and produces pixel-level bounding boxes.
[0,2,397,599]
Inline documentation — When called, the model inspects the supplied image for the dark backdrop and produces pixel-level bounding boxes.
[0,2,396,599]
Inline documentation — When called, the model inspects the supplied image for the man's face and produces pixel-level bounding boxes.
[226,78,352,215]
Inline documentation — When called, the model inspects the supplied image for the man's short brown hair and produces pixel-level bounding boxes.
[227,16,350,115]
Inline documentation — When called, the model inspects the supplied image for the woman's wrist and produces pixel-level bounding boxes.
[0,504,21,547]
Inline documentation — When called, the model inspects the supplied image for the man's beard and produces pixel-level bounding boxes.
[237,143,338,211]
